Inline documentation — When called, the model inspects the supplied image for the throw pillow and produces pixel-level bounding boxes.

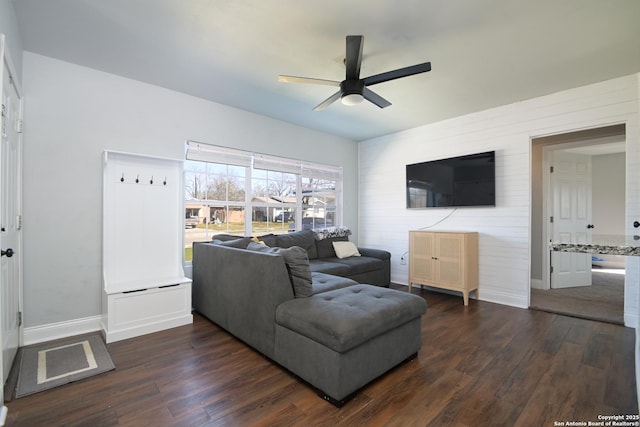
[251,236,266,246]
[313,226,352,240]
[316,236,348,258]
[246,242,313,298]
[332,241,361,259]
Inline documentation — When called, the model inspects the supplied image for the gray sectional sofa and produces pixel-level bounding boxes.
[192,229,426,405]
[212,228,391,287]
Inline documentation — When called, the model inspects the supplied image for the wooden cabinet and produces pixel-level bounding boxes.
[409,231,478,305]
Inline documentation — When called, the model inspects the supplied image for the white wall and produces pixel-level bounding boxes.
[21,52,358,328]
[358,74,640,323]
[592,152,626,268]
[0,0,22,77]
[592,152,626,235]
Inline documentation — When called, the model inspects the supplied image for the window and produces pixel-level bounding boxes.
[184,142,343,261]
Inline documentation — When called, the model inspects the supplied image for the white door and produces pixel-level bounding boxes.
[550,150,593,289]
[0,35,22,393]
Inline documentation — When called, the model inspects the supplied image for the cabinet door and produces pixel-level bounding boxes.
[410,232,436,284]
[435,233,464,287]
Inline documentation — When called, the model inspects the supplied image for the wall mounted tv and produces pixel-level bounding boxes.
[406,151,495,208]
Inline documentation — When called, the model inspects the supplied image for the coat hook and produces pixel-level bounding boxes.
[120,173,125,183]
[163,177,167,186]
[150,176,154,185]
[135,174,139,183]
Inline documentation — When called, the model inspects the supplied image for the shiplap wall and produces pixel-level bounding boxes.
[358,74,640,325]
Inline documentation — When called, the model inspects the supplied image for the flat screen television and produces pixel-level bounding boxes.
[406,151,495,208]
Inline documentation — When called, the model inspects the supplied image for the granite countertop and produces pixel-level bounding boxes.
[549,234,640,256]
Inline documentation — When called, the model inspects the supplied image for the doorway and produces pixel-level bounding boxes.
[530,125,626,324]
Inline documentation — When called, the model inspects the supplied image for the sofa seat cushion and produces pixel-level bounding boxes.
[311,272,357,295]
[275,284,427,353]
[308,259,351,276]
[322,256,385,276]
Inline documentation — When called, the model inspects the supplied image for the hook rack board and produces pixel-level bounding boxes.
[102,150,192,343]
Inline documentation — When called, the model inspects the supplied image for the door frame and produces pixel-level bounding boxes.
[0,32,24,406]
[540,134,626,291]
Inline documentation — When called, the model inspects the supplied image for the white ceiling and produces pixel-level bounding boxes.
[12,0,640,141]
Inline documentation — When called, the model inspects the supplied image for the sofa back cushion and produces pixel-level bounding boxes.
[214,233,277,247]
[315,235,349,258]
[255,233,277,247]
[247,242,313,298]
[213,233,246,242]
[212,237,253,248]
[274,229,318,259]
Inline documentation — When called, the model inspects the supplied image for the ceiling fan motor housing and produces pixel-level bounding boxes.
[341,79,365,96]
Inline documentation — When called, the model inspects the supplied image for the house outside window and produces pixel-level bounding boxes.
[184,142,343,261]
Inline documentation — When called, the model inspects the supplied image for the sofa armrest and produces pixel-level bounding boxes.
[357,247,391,287]
[358,247,391,260]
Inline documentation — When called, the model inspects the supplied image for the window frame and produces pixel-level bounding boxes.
[183,141,343,264]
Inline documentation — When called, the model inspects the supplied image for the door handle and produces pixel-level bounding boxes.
[587,224,594,229]
[1,248,14,257]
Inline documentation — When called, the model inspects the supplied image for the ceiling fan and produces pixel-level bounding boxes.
[278,35,431,111]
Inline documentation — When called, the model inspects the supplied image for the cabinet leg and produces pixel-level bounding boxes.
[463,291,469,306]
[408,282,413,293]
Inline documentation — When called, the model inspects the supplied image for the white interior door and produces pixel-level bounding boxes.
[0,35,22,392]
[550,150,593,289]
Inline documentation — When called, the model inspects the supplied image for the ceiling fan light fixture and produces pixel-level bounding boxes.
[341,93,364,106]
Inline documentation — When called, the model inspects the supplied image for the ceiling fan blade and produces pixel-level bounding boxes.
[313,90,342,111]
[278,75,340,87]
[363,62,431,86]
[345,35,364,80]
[363,88,392,109]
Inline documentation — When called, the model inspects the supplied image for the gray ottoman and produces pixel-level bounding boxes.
[274,284,427,405]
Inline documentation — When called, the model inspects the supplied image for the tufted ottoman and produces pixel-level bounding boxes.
[274,284,427,406]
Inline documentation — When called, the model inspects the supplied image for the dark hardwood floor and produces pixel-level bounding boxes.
[6,286,638,426]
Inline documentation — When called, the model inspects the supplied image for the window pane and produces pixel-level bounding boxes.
[207,163,227,175]
[252,177,268,199]
[228,164,245,178]
[252,168,267,179]
[273,208,296,234]
[185,171,207,200]
[216,206,245,234]
[227,177,245,202]
[185,160,207,173]
[252,206,270,235]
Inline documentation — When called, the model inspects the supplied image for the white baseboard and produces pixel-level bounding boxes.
[478,289,529,309]
[394,283,528,309]
[22,315,103,346]
[102,314,193,343]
